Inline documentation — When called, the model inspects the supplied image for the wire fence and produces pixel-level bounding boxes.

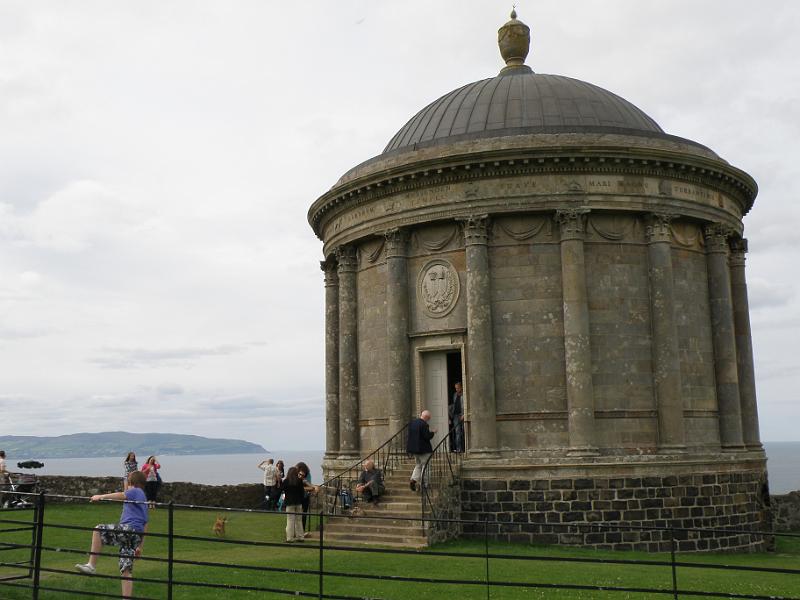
[0,490,798,600]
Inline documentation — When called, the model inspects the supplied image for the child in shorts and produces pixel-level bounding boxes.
[75,470,149,599]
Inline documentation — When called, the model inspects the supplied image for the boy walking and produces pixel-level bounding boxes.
[75,470,149,599]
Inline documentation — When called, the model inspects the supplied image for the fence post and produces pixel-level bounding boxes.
[167,501,174,600]
[31,492,45,600]
[484,518,490,600]
[670,528,678,600]
[318,510,324,600]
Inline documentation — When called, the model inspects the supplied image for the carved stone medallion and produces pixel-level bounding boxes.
[417,259,460,318]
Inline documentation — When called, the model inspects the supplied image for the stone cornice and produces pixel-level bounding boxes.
[308,146,758,238]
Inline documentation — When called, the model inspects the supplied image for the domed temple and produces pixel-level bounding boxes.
[308,12,769,550]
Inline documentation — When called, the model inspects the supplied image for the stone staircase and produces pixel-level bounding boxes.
[308,459,429,549]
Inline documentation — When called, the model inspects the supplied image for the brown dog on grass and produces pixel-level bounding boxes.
[212,515,228,537]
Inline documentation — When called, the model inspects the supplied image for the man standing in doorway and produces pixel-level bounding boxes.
[449,382,465,453]
[407,410,436,491]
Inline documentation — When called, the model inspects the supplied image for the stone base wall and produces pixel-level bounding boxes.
[460,471,772,552]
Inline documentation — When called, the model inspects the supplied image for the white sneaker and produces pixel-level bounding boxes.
[75,563,96,575]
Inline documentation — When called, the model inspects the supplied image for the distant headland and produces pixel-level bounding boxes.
[0,432,267,458]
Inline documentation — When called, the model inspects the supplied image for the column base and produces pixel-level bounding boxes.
[336,452,360,461]
[721,444,747,452]
[657,444,686,454]
[566,446,599,457]
[466,449,501,459]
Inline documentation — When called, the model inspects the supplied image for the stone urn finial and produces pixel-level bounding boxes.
[498,8,532,74]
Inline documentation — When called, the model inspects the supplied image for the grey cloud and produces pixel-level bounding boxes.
[157,383,184,396]
[90,344,248,369]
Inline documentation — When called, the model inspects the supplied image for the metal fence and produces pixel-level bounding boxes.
[1,491,799,600]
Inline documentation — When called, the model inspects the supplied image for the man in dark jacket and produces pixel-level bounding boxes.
[407,410,436,491]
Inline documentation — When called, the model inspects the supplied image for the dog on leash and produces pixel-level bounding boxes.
[212,515,228,537]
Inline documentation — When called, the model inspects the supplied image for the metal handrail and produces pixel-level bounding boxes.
[320,423,410,516]
[421,424,463,526]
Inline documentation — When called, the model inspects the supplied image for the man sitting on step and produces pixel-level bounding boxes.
[356,459,385,505]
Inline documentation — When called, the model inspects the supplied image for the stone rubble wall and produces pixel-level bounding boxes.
[771,492,800,532]
[34,476,264,509]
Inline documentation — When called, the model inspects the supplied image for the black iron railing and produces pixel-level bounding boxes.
[1,490,799,600]
[420,426,463,536]
[319,423,409,516]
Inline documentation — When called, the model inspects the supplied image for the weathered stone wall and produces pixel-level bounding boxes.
[35,476,264,509]
[671,223,720,447]
[490,218,567,450]
[460,469,771,552]
[772,492,800,532]
[357,238,389,450]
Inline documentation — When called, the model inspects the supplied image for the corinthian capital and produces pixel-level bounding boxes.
[645,213,678,244]
[321,257,339,286]
[555,208,589,241]
[729,237,748,267]
[384,228,409,259]
[458,215,491,246]
[703,223,734,255]
[335,245,358,273]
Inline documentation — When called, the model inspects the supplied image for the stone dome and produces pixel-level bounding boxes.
[383,70,665,154]
[383,9,664,155]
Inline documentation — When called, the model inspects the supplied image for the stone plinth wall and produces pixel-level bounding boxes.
[460,471,772,552]
[772,492,800,532]
[35,476,264,509]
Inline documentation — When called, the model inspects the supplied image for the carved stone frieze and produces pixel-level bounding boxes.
[588,214,636,241]
[417,259,460,319]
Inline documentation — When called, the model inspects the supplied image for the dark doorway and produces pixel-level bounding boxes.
[446,351,464,451]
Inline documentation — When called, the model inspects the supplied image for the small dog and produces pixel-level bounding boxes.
[212,515,228,537]
[349,505,365,518]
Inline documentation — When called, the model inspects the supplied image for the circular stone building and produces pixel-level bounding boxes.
[309,12,769,551]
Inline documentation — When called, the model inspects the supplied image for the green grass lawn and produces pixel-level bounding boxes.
[1,504,798,599]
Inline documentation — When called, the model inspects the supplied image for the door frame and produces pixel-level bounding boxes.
[412,334,467,451]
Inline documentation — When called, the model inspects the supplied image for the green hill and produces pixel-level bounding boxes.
[0,432,266,458]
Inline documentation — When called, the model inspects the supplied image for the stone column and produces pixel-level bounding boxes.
[730,237,762,449]
[385,228,410,437]
[645,214,685,450]
[336,245,360,457]
[704,224,744,449]
[556,209,598,456]
[461,215,497,453]
[321,258,340,457]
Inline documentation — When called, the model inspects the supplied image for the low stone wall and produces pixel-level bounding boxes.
[772,492,800,532]
[36,476,264,509]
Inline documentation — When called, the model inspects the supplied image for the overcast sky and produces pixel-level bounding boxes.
[0,1,798,450]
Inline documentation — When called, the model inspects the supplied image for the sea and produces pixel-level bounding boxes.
[5,443,798,493]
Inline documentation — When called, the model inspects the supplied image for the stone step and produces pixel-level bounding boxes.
[311,531,427,549]
[306,532,427,550]
[324,522,425,537]
[325,516,425,528]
